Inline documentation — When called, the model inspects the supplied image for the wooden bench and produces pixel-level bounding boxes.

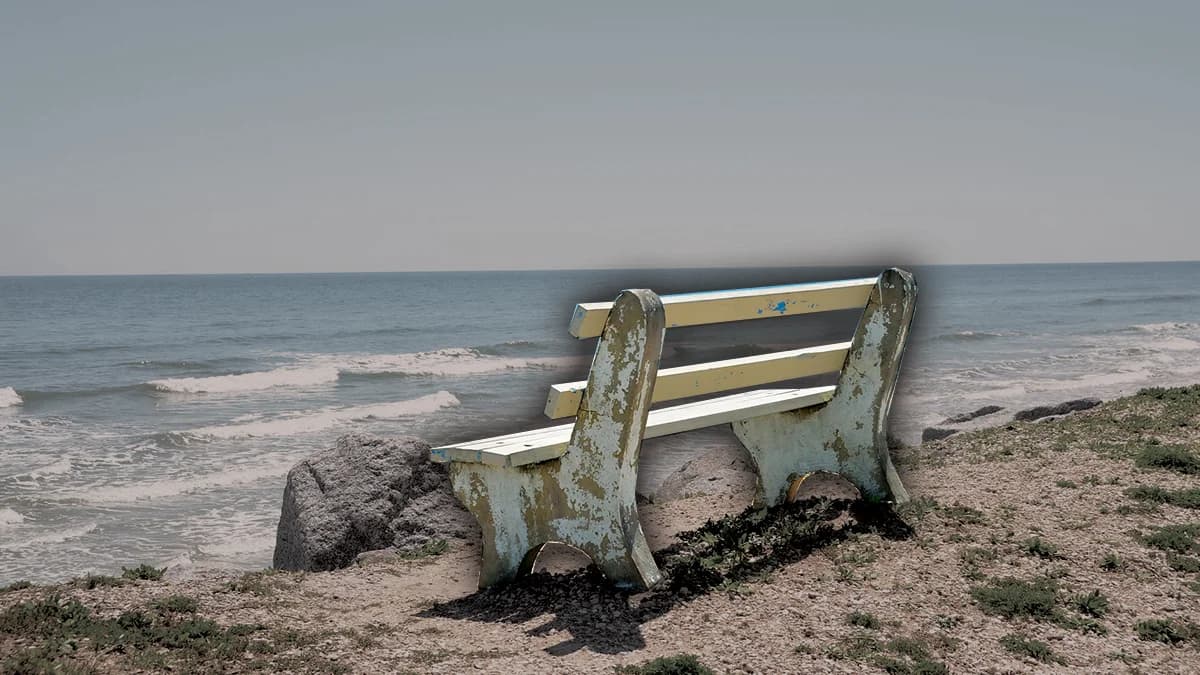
[430,267,917,590]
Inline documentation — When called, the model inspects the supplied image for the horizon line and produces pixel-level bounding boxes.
[1,258,1198,279]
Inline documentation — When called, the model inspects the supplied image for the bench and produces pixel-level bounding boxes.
[430,267,917,590]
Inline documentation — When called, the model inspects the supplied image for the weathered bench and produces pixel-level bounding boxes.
[430,268,916,590]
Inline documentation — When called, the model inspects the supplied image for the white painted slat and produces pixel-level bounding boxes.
[544,341,850,418]
[568,277,876,338]
[430,386,835,467]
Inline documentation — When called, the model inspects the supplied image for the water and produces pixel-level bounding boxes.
[1,262,1198,583]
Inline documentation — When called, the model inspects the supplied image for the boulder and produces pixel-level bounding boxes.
[650,445,757,503]
[1013,398,1101,423]
[273,434,477,572]
[921,427,958,443]
[941,405,1005,425]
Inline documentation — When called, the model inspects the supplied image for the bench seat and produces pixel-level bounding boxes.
[430,385,836,468]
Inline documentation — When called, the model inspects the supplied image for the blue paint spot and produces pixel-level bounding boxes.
[771,300,788,314]
[756,309,763,315]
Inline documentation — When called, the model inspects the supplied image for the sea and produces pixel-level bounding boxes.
[1,262,1198,584]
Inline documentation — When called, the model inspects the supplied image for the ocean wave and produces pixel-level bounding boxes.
[0,508,25,527]
[190,390,460,439]
[0,522,97,550]
[198,536,275,558]
[0,387,22,408]
[73,462,296,504]
[1131,321,1200,333]
[316,348,582,377]
[1083,293,1199,307]
[930,330,1008,342]
[149,366,340,394]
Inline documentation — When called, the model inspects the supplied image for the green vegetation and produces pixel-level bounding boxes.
[121,564,166,581]
[970,577,1058,620]
[1134,618,1200,647]
[1055,480,1078,489]
[0,592,311,673]
[400,538,449,560]
[1168,554,1200,573]
[1134,444,1200,475]
[1142,524,1200,554]
[224,569,290,596]
[1099,553,1124,572]
[152,595,199,614]
[77,574,126,589]
[616,654,714,674]
[1,580,33,593]
[1125,485,1200,509]
[999,633,1061,664]
[939,504,986,525]
[1071,590,1109,618]
[1021,537,1060,560]
[660,497,909,595]
[847,610,880,629]
[825,632,950,674]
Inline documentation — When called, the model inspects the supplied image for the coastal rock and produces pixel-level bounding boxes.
[941,405,1005,425]
[1013,398,1101,422]
[273,434,477,572]
[650,445,757,503]
[921,427,958,443]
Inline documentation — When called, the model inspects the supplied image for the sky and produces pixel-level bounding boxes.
[1,2,1197,275]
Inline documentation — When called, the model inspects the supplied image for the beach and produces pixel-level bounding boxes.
[2,262,1199,584]
[3,386,1199,672]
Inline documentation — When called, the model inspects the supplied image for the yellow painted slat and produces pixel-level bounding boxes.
[429,386,836,467]
[543,341,850,419]
[568,277,876,339]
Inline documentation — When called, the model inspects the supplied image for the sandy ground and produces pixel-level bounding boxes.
[3,388,1199,673]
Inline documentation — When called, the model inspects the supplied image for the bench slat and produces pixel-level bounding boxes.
[543,341,850,419]
[430,386,835,467]
[568,277,876,338]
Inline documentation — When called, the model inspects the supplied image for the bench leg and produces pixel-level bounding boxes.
[449,289,666,590]
[732,268,917,505]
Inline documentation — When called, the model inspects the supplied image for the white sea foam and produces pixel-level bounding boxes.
[18,459,73,480]
[0,522,97,550]
[317,347,582,377]
[191,390,460,439]
[198,536,274,558]
[0,508,25,527]
[149,366,339,394]
[76,461,297,504]
[0,387,21,408]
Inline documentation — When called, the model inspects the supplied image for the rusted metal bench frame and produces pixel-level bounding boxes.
[432,268,916,590]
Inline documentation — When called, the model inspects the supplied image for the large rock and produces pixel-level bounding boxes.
[941,405,1005,425]
[921,427,959,443]
[1013,398,1101,422]
[650,445,758,503]
[273,434,477,572]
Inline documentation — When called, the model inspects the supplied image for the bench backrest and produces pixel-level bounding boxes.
[544,276,880,420]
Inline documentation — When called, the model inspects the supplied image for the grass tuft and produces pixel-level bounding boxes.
[847,611,880,629]
[1,580,33,593]
[1134,445,1200,475]
[615,653,715,674]
[1071,590,1109,617]
[1099,553,1124,572]
[1142,524,1200,554]
[970,577,1058,620]
[1021,537,1060,559]
[1134,618,1200,646]
[999,633,1061,663]
[122,564,166,581]
[153,595,199,614]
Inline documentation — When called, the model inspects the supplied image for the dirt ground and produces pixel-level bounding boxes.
[3,387,1199,673]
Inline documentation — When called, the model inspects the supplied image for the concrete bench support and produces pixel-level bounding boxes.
[731,268,917,505]
[446,289,665,589]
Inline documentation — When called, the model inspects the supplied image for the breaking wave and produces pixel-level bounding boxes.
[146,348,580,395]
[190,391,460,439]
[0,508,25,527]
[149,366,340,394]
[0,387,22,408]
